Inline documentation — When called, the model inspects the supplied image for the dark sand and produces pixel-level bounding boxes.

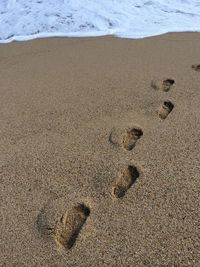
[0,33,200,266]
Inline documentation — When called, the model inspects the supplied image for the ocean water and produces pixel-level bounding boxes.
[0,0,200,43]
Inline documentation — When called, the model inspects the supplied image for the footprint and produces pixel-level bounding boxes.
[108,127,119,146]
[36,208,54,237]
[158,100,174,119]
[151,78,175,92]
[122,127,143,151]
[112,165,140,198]
[54,203,90,250]
[191,64,200,72]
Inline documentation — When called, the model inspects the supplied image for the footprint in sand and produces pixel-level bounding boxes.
[112,165,140,198]
[36,208,54,237]
[122,127,143,151]
[158,100,174,119]
[109,126,143,151]
[54,203,90,250]
[151,78,175,92]
[191,64,200,72]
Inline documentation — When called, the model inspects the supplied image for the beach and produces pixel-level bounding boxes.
[0,33,199,266]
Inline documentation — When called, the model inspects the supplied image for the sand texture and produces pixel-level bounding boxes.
[0,33,200,267]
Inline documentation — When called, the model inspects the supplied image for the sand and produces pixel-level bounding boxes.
[0,33,199,267]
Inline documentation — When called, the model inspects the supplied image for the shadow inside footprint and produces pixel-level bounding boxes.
[151,78,175,92]
[122,127,143,151]
[54,203,90,250]
[112,165,140,198]
[158,100,174,119]
[191,64,200,72]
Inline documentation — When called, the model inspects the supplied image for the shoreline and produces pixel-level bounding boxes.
[1,30,200,44]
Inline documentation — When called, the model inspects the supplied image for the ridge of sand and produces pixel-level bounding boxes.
[0,33,200,267]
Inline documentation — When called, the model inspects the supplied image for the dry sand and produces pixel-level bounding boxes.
[0,33,200,267]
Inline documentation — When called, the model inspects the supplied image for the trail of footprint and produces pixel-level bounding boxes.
[158,100,174,119]
[191,64,200,72]
[112,165,140,198]
[151,78,175,92]
[54,203,90,250]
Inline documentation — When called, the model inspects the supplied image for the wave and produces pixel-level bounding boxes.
[0,0,200,43]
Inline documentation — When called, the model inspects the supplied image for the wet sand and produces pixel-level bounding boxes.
[0,33,199,266]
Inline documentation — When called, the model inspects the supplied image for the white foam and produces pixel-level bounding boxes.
[0,0,200,43]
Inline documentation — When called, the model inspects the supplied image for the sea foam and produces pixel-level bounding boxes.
[0,0,200,43]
